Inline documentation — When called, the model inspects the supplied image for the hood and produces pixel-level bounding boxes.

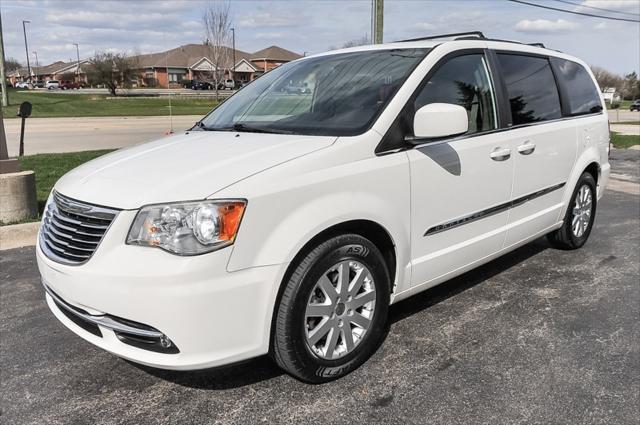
[55,131,336,209]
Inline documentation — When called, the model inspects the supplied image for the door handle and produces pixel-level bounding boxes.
[490,147,511,161]
[517,142,536,155]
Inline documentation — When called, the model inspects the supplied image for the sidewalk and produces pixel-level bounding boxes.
[4,115,201,156]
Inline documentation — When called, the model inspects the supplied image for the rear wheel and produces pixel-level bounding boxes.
[272,234,390,383]
[547,172,597,250]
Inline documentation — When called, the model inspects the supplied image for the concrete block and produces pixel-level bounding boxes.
[0,170,38,223]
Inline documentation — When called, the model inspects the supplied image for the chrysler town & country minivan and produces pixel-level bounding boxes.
[37,33,610,383]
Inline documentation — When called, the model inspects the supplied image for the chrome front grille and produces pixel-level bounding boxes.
[40,191,119,265]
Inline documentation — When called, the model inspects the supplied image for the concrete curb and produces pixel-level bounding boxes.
[0,222,40,251]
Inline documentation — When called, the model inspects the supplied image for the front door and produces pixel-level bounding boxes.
[407,52,514,289]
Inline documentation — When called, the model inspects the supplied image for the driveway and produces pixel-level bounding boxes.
[2,153,639,425]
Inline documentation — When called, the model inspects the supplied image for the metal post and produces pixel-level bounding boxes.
[22,20,31,83]
[231,28,236,82]
[0,12,9,107]
[19,117,26,157]
[32,51,39,82]
[73,43,80,82]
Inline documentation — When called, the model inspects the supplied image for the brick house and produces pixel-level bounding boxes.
[132,43,302,88]
[8,60,90,86]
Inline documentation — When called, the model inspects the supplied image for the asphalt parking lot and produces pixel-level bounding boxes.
[1,154,639,425]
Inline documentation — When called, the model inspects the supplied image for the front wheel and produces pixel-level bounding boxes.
[547,172,597,250]
[272,234,390,383]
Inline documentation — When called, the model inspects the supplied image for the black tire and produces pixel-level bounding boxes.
[272,234,390,383]
[547,172,597,250]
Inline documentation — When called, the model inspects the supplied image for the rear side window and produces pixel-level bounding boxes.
[414,54,497,135]
[497,54,562,125]
[552,58,603,115]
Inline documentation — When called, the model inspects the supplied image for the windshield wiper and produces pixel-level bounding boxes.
[229,123,295,135]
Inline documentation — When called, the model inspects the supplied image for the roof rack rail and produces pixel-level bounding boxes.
[456,35,548,49]
[395,31,485,43]
[394,32,553,51]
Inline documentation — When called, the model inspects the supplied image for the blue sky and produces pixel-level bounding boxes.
[2,0,639,75]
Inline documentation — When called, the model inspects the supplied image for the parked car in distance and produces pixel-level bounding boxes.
[630,100,640,111]
[60,80,80,90]
[33,80,46,89]
[221,79,235,90]
[45,80,60,90]
[15,81,32,89]
[282,81,309,94]
[37,33,610,384]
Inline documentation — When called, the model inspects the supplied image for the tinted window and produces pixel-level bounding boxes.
[414,54,497,134]
[552,58,603,115]
[497,54,562,125]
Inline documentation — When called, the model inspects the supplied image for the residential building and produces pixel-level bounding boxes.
[8,60,89,86]
[132,43,302,88]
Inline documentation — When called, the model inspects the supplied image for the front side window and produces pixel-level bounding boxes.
[414,54,497,135]
[552,58,603,116]
[497,54,562,125]
[200,48,429,136]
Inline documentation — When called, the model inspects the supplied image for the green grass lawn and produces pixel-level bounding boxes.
[611,132,640,149]
[606,100,633,110]
[2,88,218,118]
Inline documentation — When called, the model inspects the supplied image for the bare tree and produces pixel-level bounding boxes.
[342,36,370,48]
[203,0,232,100]
[5,57,22,72]
[86,52,136,96]
[590,65,623,92]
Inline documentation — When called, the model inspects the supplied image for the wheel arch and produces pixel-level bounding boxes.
[268,219,398,353]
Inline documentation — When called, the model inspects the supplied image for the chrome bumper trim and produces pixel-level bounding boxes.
[43,283,163,339]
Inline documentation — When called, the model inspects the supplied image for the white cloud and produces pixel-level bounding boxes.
[238,12,302,29]
[515,19,579,34]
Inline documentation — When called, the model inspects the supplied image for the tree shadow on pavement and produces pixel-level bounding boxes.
[132,238,549,390]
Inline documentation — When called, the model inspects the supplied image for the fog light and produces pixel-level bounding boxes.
[160,335,172,348]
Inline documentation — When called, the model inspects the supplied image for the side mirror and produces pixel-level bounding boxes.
[410,103,468,142]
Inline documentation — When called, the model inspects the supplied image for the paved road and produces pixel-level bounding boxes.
[610,124,640,136]
[608,109,640,123]
[3,111,639,157]
[1,165,638,424]
[4,116,202,157]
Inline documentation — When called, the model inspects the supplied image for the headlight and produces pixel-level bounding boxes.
[126,200,246,255]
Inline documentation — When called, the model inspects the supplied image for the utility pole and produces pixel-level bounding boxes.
[371,0,384,44]
[32,51,39,81]
[230,27,235,82]
[22,20,31,83]
[0,12,9,107]
[73,43,80,83]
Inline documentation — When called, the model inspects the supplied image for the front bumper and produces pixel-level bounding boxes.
[37,209,287,370]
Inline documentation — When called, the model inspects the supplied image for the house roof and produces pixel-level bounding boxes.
[132,43,302,70]
[133,43,252,69]
[8,60,87,77]
[250,45,302,62]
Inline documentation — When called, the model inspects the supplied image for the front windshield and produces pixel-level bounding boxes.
[200,48,429,136]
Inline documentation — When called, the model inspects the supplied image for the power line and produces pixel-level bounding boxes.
[551,0,640,17]
[507,0,640,23]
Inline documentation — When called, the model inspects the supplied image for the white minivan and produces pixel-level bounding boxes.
[37,33,610,383]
